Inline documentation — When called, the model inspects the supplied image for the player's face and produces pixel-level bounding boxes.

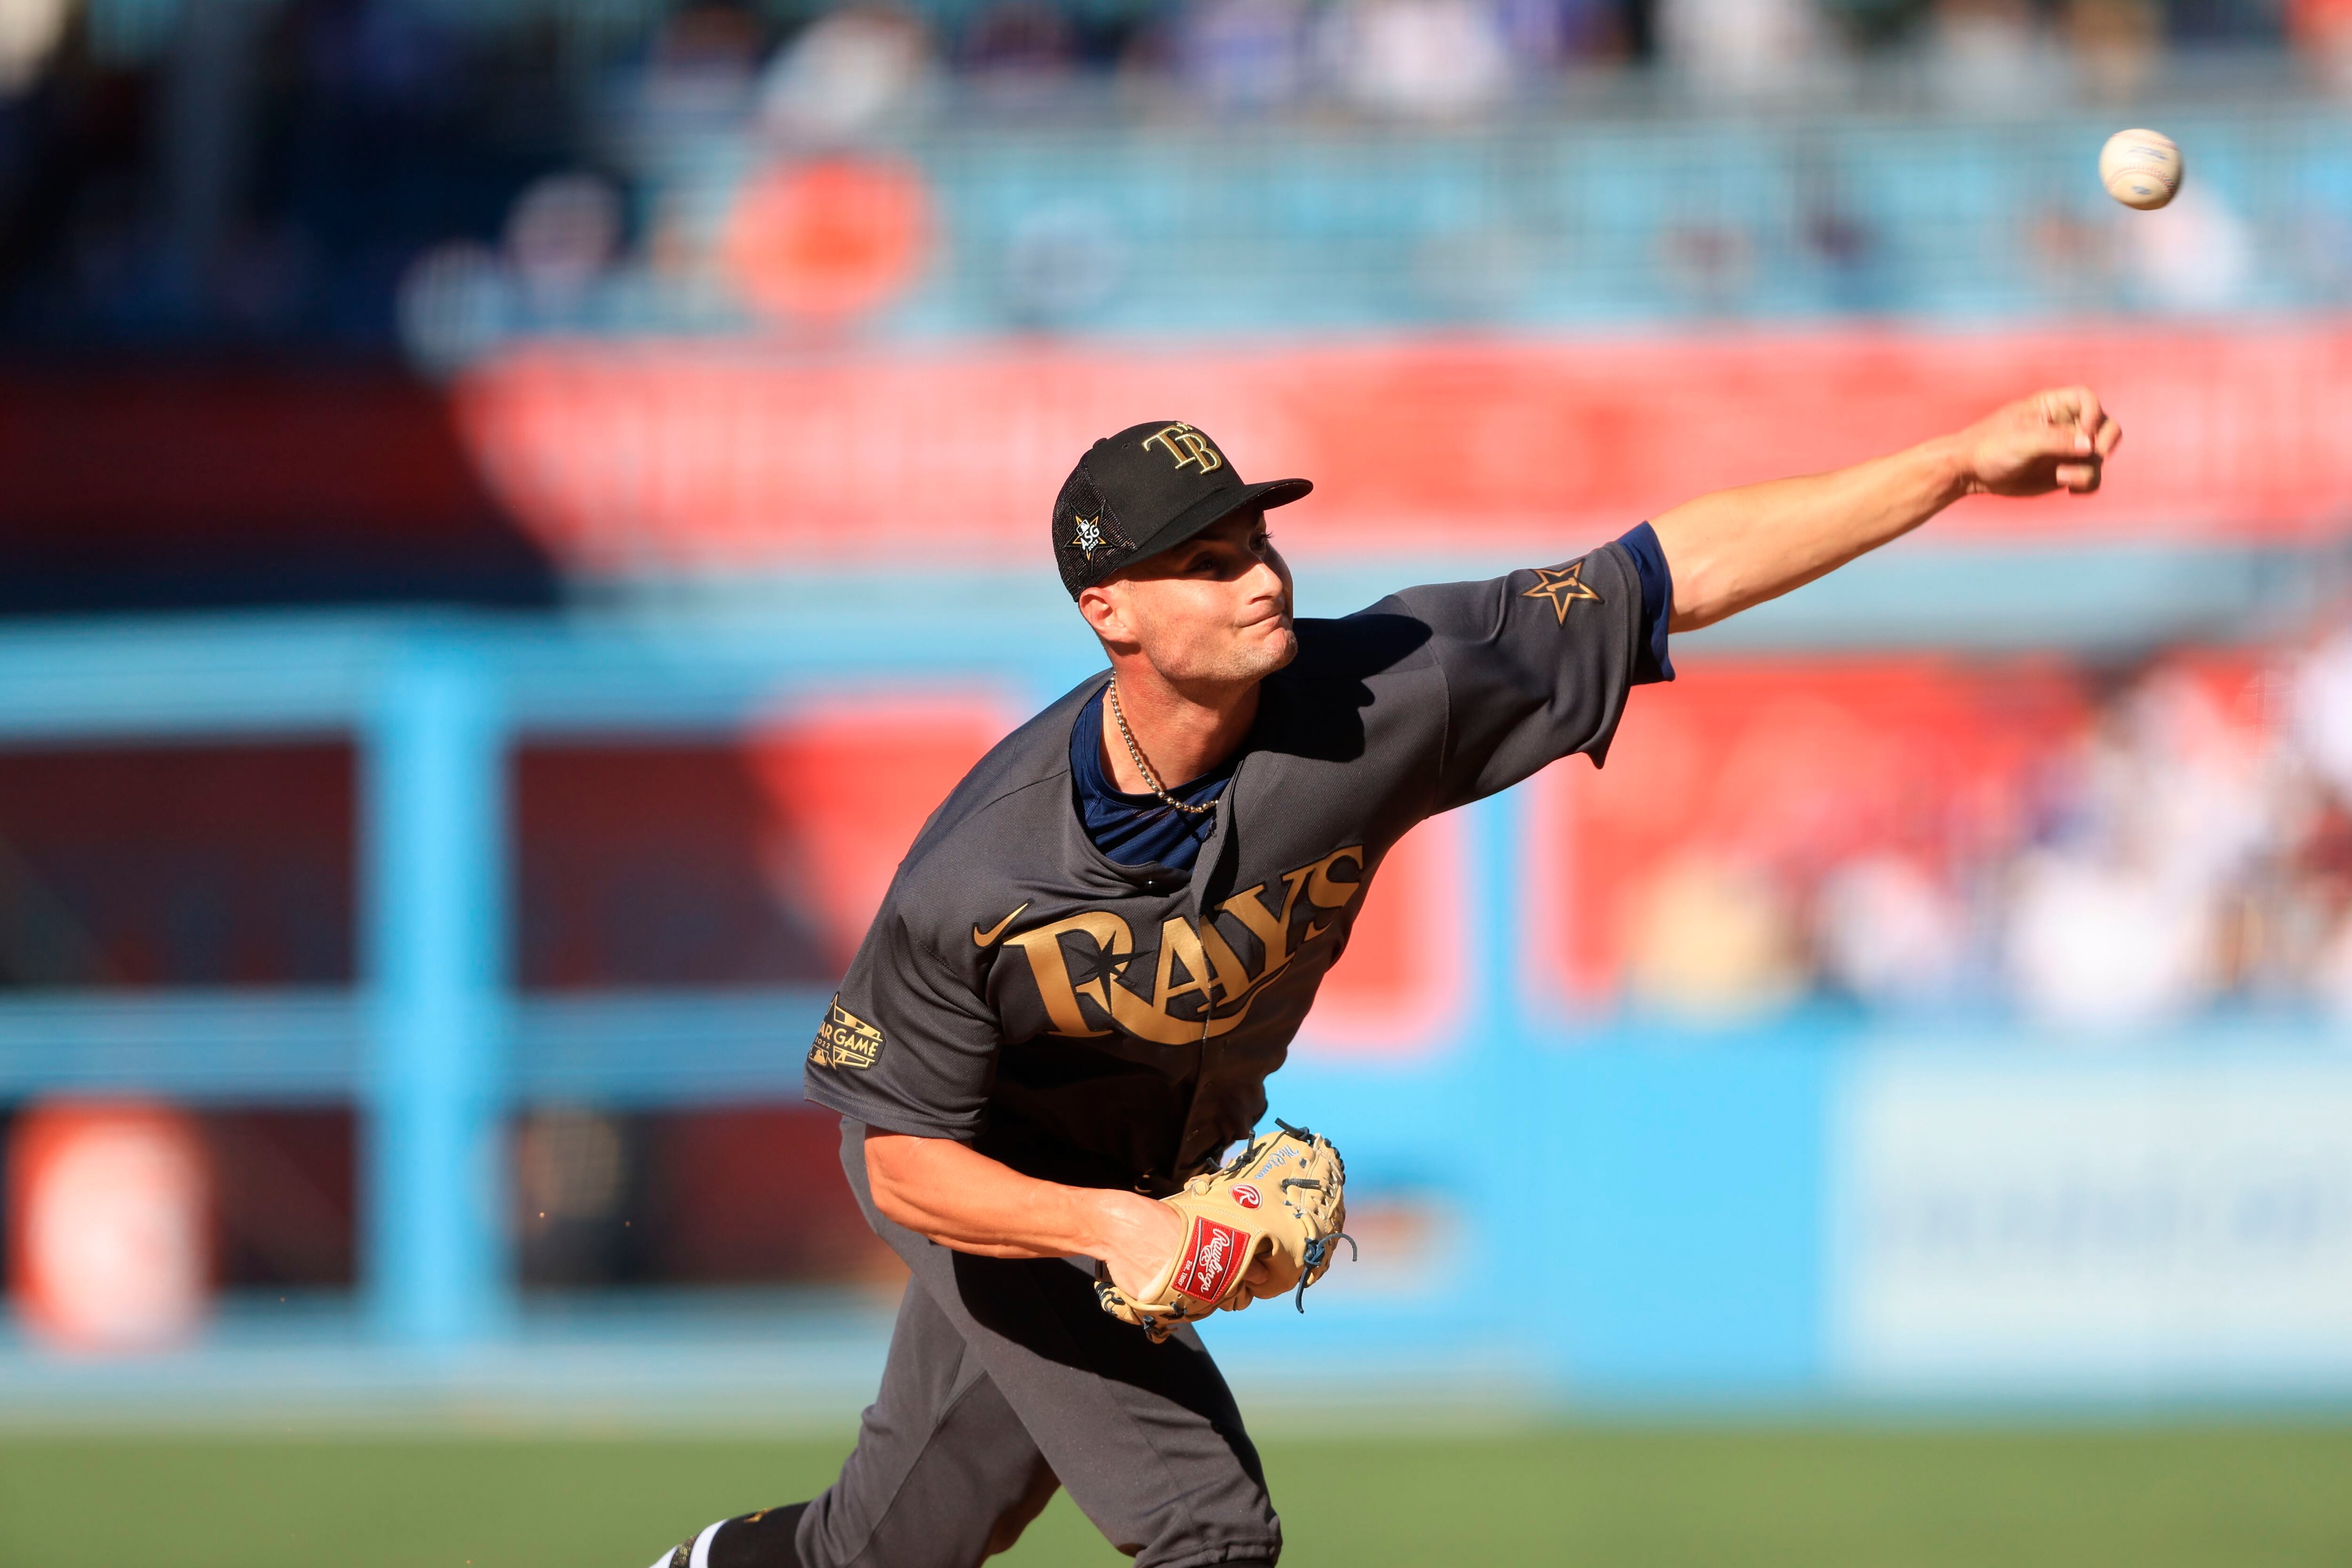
[1104,509,1296,687]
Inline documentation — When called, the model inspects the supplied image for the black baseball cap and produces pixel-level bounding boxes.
[1051,420,1312,599]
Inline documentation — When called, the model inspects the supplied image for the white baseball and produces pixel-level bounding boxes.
[2100,128,2182,211]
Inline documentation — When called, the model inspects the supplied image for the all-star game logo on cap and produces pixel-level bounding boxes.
[1053,420,1312,599]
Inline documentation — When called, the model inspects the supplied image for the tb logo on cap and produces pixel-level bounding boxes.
[1142,422,1223,474]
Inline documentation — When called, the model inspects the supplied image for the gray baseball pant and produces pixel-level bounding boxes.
[788,1119,1281,1568]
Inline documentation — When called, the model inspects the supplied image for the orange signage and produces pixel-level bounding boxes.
[455,326,2352,572]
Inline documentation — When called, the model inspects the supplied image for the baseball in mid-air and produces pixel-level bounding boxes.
[2100,128,2182,210]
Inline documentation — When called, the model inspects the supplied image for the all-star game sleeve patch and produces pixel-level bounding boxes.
[810,996,885,1071]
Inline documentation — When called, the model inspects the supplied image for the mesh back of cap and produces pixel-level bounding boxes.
[1051,458,1138,598]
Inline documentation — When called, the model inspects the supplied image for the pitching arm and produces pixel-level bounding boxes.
[1649,386,2123,633]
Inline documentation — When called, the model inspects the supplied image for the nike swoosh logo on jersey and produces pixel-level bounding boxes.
[973,902,1030,947]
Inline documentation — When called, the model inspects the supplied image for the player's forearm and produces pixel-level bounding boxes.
[1649,435,1969,634]
[862,1128,1157,1263]
[1648,387,2122,633]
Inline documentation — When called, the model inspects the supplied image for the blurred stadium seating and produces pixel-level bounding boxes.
[1,0,2350,1431]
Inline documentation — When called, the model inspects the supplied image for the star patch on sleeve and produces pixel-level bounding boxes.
[1521,560,1603,623]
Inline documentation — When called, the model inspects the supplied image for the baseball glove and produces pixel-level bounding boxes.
[1095,1120,1354,1343]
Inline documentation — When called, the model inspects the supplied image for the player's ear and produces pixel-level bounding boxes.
[1076,582,1135,648]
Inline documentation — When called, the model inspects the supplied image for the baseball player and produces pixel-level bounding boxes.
[650,390,2122,1568]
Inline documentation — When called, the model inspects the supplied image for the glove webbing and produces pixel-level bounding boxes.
[1273,1120,1356,1313]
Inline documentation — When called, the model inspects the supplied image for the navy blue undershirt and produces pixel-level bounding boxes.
[1072,525,1673,872]
[1619,520,1677,687]
[1070,686,1237,872]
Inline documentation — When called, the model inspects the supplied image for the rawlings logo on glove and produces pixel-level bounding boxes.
[1095,1121,1355,1343]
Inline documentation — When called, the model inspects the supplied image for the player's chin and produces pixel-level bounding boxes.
[1244,621,1299,677]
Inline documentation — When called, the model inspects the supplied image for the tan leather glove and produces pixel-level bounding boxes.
[1095,1121,1353,1344]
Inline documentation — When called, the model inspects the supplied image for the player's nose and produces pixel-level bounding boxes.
[1240,554,1286,604]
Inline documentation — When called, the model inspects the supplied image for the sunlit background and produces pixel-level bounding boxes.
[0,0,2350,1559]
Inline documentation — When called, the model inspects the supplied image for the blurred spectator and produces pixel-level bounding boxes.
[1318,0,1514,118]
[505,170,624,315]
[758,5,938,143]
[2291,628,2352,802]
[2115,669,2273,891]
[1926,0,2066,109]
[1819,0,1934,50]
[1494,0,1636,68]
[1816,854,1970,1011]
[0,0,71,93]
[2290,0,2352,88]
[2169,0,2288,43]
[1175,0,1312,110]
[639,3,765,129]
[1655,0,1836,92]
[2280,633,2352,1017]
[1791,143,1883,306]
[959,0,1080,96]
[2004,846,2219,1030]
[396,239,509,373]
[1626,854,1805,1020]
[644,183,727,293]
[2067,0,2161,97]
[2004,664,2276,1030]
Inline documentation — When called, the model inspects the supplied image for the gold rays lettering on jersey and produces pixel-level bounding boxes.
[1521,560,1602,623]
[1140,422,1223,474]
[999,846,1364,1046]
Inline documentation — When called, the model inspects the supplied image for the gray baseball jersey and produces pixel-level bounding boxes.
[802,542,1651,1194]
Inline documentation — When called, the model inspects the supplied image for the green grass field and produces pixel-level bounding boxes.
[3,1425,2348,1567]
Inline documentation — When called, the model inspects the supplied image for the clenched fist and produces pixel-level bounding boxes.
[1956,385,2124,498]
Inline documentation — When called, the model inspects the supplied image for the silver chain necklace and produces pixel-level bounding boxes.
[1106,678,1218,817]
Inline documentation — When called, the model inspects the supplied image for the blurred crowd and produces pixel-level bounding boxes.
[0,0,2346,349]
[1620,621,2352,1037]
[728,0,2348,126]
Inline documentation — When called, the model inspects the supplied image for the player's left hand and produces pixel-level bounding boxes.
[1957,386,2123,498]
